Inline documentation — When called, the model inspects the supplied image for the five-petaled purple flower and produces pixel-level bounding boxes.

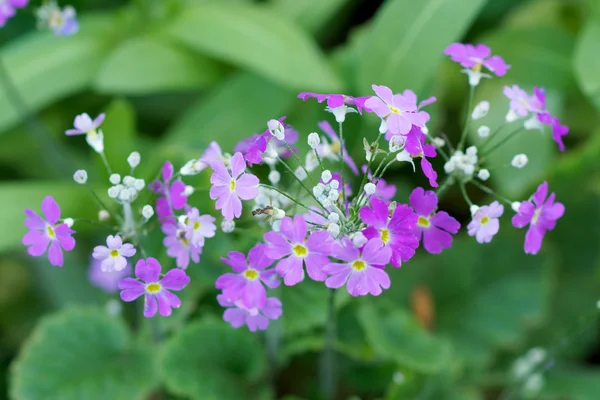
[152,161,188,224]
[162,222,202,269]
[23,196,75,267]
[119,257,190,318]
[467,201,504,244]
[444,43,510,77]
[92,235,136,272]
[183,207,216,247]
[512,181,564,255]
[217,294,282,332]
[298,92,371,122]
[65,112,105,135]
[360,198,419,267]
[265,216,332,286]
[503,85,544,117]
[89,256,132,294]
[405,126,438,187]
[409,187,460,254]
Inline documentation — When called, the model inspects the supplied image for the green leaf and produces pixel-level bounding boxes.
[0,15,112,133]
[356,0,486,95]
[281,280,330,336]
[10,307,155,400]
[94,36,223,95]
[357,303,451,373]
[164,3,341,91]
[100,98,138,175]
[160,318,268,400]
[541,366,600,400]
[574,20,600,110]
[271,0,354,34]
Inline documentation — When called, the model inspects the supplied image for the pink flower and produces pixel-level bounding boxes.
[210,152,259,220]
[512,182,564,255]
[298,92,371,114]
[317,120,359,175]
[162,223,202,269]
[538,112,568,152]
[151,161,187,224]
[182,208,216,247]
[364,85,431,136]
[444,43,510,77]
[216,244,280,309]
[88,256,132,294]
[65,112,105,135]
[92,235,136,272]
[360,198,419,267]
[409,187,460,254]
[194,142,224,171]
[235,117,295,166]
[405,126,438,187]
[503,85,542,117]
[217,294,282,332]
[264,216,332,286]
[22,196,75,267]
[467,201,504,243]
[324,238,392,296]
[118,258,190,318]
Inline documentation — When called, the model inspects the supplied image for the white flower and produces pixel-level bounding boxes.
[432,137,445,148]
[63,218,74,227]
[389,135,406,152]
[472,101,490,120]
[109,174,121,185]
[73,169,87,184]
[444,159,456,173]
[478,125,491,138]
[505,108,519,122]
[326,105,357,123]
[396,150,415,171]
[378,119,388,134]
[86,129,104,153]
[267,119,285,140]
[328,212,340,223]
[221,220,235,233]
[268,170,281,184]
[321,170,332,183]
[308,132,320,149]
[183,185,194,196]
[364,182,376,195]
[127,152,140,168]
[327,223,340,238]
[98,210,110,221]
[273,208,286,220]
[351,232,367,248]
[92,235,136,272]
[511,201,521,212]
[477,169,490,181]
[295,166,308,181]
[142,205,154,219]
[511,154,528,168]
[470,205,480,216]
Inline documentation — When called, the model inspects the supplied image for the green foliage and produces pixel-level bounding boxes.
[574,20,600,110]
[271,0,354,34]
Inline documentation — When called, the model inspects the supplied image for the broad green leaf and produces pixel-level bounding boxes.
[574,20,600,110]
[356,0,486,96]
[10,308,155,400]
[94,36,223,95]
[164,3,341,91]
[281,280,331,336]
[160,318,267,400]
[100,98,138,175]
[357,303,451,373]
[541,366,600,400]
[0,15,112,133]
[271,0,354,34]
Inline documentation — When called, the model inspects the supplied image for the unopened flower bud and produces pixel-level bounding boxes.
[63,217,74,227]
[396,150,415,171]
[321,170,332,183]
[328,212,340,223]
[183,185,194,196]
[511,154,528,168]
[472,101,490,120]
[109,174,121,185]
[505,109,519,122]
[327,223,340,238]
[267,119,285,140]
[470,205,480,216]
[466,146,478,157]
[142,205,154,219]
[73,169,87,184]
[122,175,135,186]
[432,137,445,148]
[389,135,405,152]
[328,189,339,201]
[421,125,429,135]
[295,166,308,181]
[351,232,367,248]
[106,299,122,316]
[273,208,285,220]
[180,159,200,176]
[127,152,140,168]
[379,119,388,134]
[512,202,521,213]
[221,220,235,233]
[307,132,320,149]
[98,210,110,221]
[478,125,490,138]
[477,169,490,181]
[108,185,121,199]
[313,184,324,198]
[330,180,340,190]
[364,182,376,195]
[268,170,280,185]
[134,179,145,191]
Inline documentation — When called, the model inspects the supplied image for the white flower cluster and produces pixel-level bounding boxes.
[313,170,339,207]
[444,146,478,177]
[108,174,145,203]
[511,347,548,398]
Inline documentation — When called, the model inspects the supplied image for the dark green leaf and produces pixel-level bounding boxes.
[574,20,600,110]
[271,0,354,34]
[541,366,600,400]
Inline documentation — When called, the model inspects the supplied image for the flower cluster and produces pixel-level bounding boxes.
[35,1,79,36]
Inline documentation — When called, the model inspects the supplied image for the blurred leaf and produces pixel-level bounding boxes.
[0,15,112,133]
[94,36,223,95]
[573,20,600,110]
[160,318,267,400]
[280,280,330,336]
[271,0,354,34]
[356,0,486,96]
[504,0,567,28]
[165,3,341,91]
[10,307,155,400]
[357,303,452,373]
[541,366,600,400]
[101,98,137,175]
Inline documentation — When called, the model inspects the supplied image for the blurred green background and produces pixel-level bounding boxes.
[1,0,600,399]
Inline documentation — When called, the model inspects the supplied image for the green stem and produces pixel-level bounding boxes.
[283,141,316,186]
[435,177,454,200]
[276,156,321,206]
[458,85,475,151]
[459,181,474,207]
[481,127,525,158]
[320,288,337,400]
[470,179,514,204]
[99,151,113,176]
[259,184,325,217]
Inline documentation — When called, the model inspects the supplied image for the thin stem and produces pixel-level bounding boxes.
[481,127,525,158]
[283,141,316,186]
[87,187,123,225]
[478,124,508,152]
[338,122,347,209]
[314,148,326,172]
[320,288,337,400]
[353,134,383,209]
[99,151,113,175]
[259,184,326,217]
[435,177,454,200]
[276,155,321,205]
[458,85,475,151]
[459,181,474,207]
[470,179,514,204]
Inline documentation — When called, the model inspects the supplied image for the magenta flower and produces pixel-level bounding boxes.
[538,112,568,152]
[183,208,216,247]
[503,85,541,117]
[92,235,136,272]
[444,43,510,77]
[118,257,190,318]
[317,120,359,175]
[298,92,371,114]
[162,223,202,269]
[405,126,438,187]
[0,0,27,27]
[22,196,75,267]
[151,161,188,224]
[360,198,419,267]
[65,112,105,135]
[364,85,431,136]
[88,256,132,294]
[409,187,460,254]
[210,152,259,220]
[374,178,397,204]
[235,117,294,166]
[512,182,564,255]
[217,294,282,332]
[264,216,332,286]
[467,201,504,243]
[190,142,225,172]
[324,238,392,296]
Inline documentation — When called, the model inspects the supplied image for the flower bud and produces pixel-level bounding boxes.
[183,185,194,196]
[330,180,340,190]
[221,220,235,233]
[505,109,519,122]
[477,125,490,138]
[98,210,110,221]
[307,132,320,149]
[142,205,154,219]
[351,232,367,248]
[134,179,145,191]
[511,202,521,213]
[477,169,490,181]
[108,185,121,199]
[63,217,74,227]
[127,152,140,168]
[267,119,285,140]
[378,119,388,134]
[273,208,286,220]
[321,170,332,183]
[313,183,324,198]
[432,137,445,148]
[109,174,121,185]
[328,212,340,224]
[364,182,376,195]
[396,150,415,171]
[327,223,340,238]
[180,159,200,176]
[295,166,308,181]
[470,205,480,216]
[73,169,87,184]
[122,175,135,186]
[466,146,478,157]
[268,170,281,185]
[511,154,528,168]
[472,101,490,120]
[389,135,406,152]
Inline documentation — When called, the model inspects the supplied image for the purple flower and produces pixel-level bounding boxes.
[209,152,259,220]
[364,85,431,136]
[215,244,280,309]
[409,187,460,254]
[405,126,438,187]
[162,222,202,269]
[89,257,132,294]
[92,235,136,272]
[235,117,295,166]
[317,120,359,175]
[182,208,216,247]
[22,196,75,267]
[324,238,392,296]
[51,6,79,36]
[467,201,504,243]
[65,112,105,135]
[374,178,397,204]
[503,85,541,117]
[264,216,332,286]
[538,112,568,152]
[152,161,188,224]
[512,182,564,255]
[360,198,419,267]
[298,92,372,120]
[118,258,190,318]
[217,294,282,332]
[0,0,28,27]
[533,87,547,111]
[444,43,510,77]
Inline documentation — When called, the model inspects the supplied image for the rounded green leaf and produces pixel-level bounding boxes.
[574,20,600,110]
[10,308,155,400]
[160,318,267,400]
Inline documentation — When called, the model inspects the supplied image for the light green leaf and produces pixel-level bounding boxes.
[100,98,138,175]
[10,308,155,400]
[357,303,451,373]
[160,318,267,400]
[0,15,112,133]
[94,36,223,95]
[271,0,354,34]
[574,20,600,110]
[356,0,486,95]
[281,280,330,336]
[541,366,600,400]
[164,3,341,91]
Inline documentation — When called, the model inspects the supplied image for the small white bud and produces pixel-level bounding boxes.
[421,125,429,135]
[183,185,194,196]
[327,105,357,123]
[98,210,110,221]
[73,169,87,184]
[127,152,140,168]
[511,154,528,168]
[523,374,544,397]
[393,372,405,385]
[351,232,368,248]
[505,108,519,122]
[134,179,145,191]
[273,208,286,220]
[327,223,340,238]
[477,125,490,138]
[432,137,445,148]
[267,119,285,140]
[389,135,405,152]
[477,169,490,181]
[597,300,600,310]
[105,299,122,316]
[313,183,324,198]
[63,218,74,227]
[295,166,308,181]
[108,185,121,199]
[328,213,340,223]
[524,115,543,131]
[86,129,104,153]
[364,182,376,195]
[307,132,320,149]
[396,150,416,171]
[378,119,388,134]
[512,201,521,213]
[526,348,547,365]
[472,101,490,120]
[328,189,339,201]
[221,220,235,233]
[321,170,332,183]
[330,180,340,190]
[268,170,281,185]
[109,174,121,185]
[470,205,480,216]
[463,164,475,176]
[180,159,200,176]
[142,205,154,219]
[444,160,456,173]
[122,175,135,186]
[466,146,478,157]
[304,152,318,172]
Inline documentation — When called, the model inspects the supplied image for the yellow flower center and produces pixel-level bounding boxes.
[292,244,308,257]
[472,63,482,73]
[351,260,366,271]
[243,268,259,280]
[181,238,189,247]
[389,106,401,114]
[330,141,341,154]
[46,225,55,239]
[480,216,489,225]
[110,249,119,257]
[380,229,390,244]
[229,179,236,191]
[193,221,200,230]
[146,283,161,294]
[532,208,542,224]
[417,216,430,228]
